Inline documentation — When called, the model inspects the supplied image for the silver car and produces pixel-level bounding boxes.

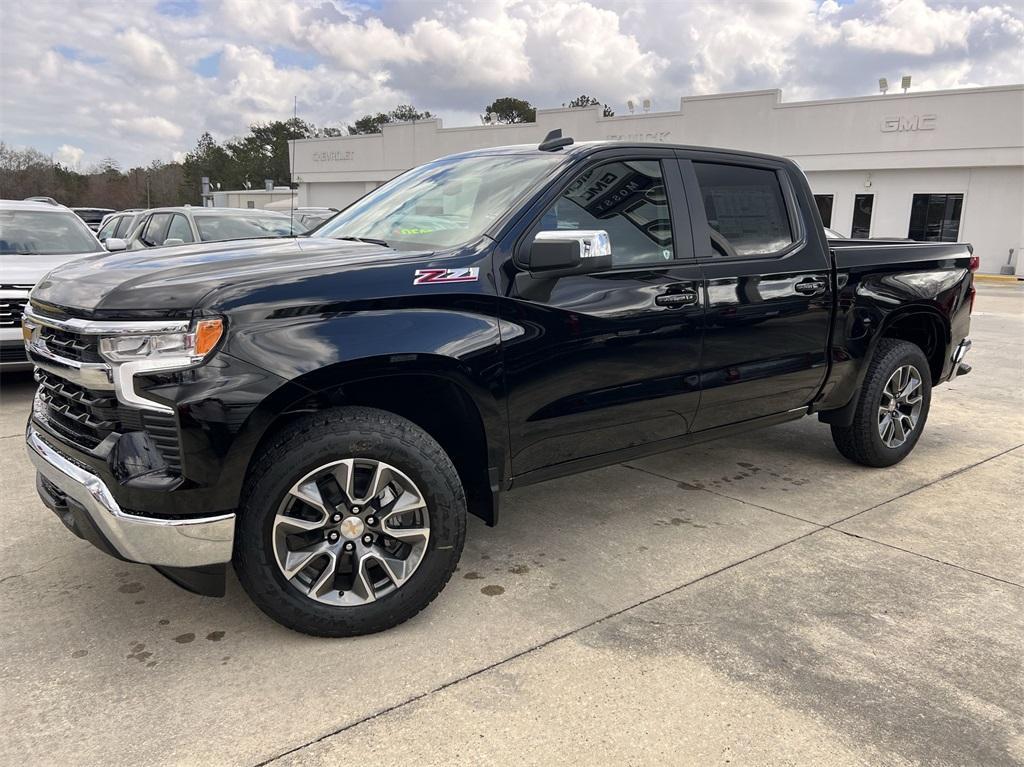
[96,209,146,244]
[122,207,307,251]
[0,200,105,370]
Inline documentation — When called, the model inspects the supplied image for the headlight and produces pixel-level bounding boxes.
[98,318,224,366]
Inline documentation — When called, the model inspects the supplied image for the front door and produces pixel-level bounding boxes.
[680,153,833,431]
[499,151,704,478]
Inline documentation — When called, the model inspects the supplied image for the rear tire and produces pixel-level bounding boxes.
[831,339,932,468]
[234,406,466,636]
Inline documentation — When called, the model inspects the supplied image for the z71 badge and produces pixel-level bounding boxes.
[413,267,479,285]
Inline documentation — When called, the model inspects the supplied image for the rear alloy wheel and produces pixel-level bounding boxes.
[272,458,431,606]
[876,365,924,449]
[831,338,932,467]
[235,407,466,636]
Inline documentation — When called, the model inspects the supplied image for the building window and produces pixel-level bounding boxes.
[246,201,255,209]
[852,194,874,239]
[813,195,834,228]
[908,194,963,242]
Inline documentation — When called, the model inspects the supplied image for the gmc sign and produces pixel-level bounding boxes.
[880,114,937,133]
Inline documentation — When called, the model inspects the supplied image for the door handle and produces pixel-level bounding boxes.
[795,278,827,296]
[655,289,699,308]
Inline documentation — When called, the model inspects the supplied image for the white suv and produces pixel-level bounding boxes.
[0,200,104,370]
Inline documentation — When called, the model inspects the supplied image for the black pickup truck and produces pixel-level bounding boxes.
[23,134,975,636]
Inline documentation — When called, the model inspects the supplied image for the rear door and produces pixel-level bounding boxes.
[680,152,832,431]
[501,149,705,477]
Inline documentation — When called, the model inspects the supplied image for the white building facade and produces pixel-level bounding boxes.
[292,85,1024,275]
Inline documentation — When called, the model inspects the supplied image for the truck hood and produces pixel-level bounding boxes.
[29,237,420,317]
[1,251,101,288]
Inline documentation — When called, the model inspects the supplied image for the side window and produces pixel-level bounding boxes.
[537,160,674,267]
[142,213,172,246]
[96,217,118,241]
[693,162,793,257]
[166,214,195,243]
[115,215,136,238]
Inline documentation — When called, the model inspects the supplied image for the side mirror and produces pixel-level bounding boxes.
[528,230,612,274]
[164,238,185,247]
[104,237,127,252]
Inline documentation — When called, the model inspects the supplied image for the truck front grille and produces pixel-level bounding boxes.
[35,370,182,472]
[38,325,103,362]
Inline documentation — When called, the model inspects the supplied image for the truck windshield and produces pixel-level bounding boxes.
[0,210,103,255]
[313,154,563,249]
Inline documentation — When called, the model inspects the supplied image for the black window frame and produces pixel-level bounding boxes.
[678,152,806,263]
[907,193,964,242]
[512,148,696,272]
[851,194,874,239]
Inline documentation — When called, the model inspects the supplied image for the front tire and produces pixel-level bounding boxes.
[234,407,466,636]
[831,339,932,468]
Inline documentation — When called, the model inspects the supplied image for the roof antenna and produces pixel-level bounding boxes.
[290,95,297,236]
[539,129,573,152]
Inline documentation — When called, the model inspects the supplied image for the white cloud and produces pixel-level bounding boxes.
[111,116,185,141]
[54,144,85,168]
[0,0,1019,167]
[114,28,182,80]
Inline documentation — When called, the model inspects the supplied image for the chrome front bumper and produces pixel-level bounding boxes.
[26,425,235,567]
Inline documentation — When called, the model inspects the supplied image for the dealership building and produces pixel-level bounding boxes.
[291,84,1024,275]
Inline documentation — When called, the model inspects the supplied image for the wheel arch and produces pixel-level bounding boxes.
[876,305,950,385]
[819,303,949,427]
[242,356,504,526]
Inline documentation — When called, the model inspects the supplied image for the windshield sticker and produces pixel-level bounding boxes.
[413,267,479,285]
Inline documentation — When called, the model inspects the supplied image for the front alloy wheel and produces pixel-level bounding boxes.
[235,406,466,636]
[273,459,430,605]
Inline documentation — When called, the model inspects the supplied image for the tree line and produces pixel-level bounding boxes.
[1,94,615,207]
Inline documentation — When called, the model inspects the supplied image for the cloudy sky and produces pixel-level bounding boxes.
[2,0,1021,169]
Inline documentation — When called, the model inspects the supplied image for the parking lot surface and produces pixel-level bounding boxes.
[1,284,1021,766]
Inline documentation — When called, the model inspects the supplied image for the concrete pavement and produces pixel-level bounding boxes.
[1,284,1021,766]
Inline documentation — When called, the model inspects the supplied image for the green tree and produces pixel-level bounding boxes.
[481,97,536,124]
[180,131,236,204]
[566,94,615,117]
[347,105,434,135]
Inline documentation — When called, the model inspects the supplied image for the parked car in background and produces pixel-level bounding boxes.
[70,207,115,232]
[293,207,339,230]
[96,209,145,243]
[0,199,104,369]
[123,207,307,250]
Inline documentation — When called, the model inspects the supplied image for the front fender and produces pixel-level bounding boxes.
[220,305,511,487]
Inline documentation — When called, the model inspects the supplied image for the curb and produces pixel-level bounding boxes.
[975,274,1021,284]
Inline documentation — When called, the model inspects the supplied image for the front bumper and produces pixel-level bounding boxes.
[27,424,235,567]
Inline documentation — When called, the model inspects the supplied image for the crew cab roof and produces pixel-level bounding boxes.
[439,140,797,167]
